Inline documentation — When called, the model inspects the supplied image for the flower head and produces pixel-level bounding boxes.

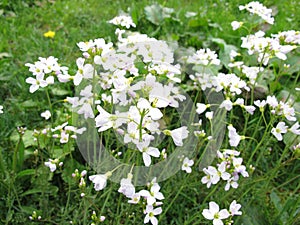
[144,205,162,225]
[166,126,189,146]
[44,30,55,38]
[44,159,58,172]
[231,21,243,30]
[271,122,288,141]
[89,172,111,191]
[229,200,242,216]
[181,157,194,173]
[41,110,51,120]
[202,201,230,225]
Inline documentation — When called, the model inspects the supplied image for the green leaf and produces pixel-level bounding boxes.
[21,99,39,108]
[270,191,283,212]
[269,80,282,93]
[211,38,238,68]
[16,169,36,179]
[51,87,70,96]
[20,188,45,197]
[53,148,64,159]
[270,191,289,224]
[22,130,37,148]
[130,7,139,25]
[18,139,25,169]
[144,4,164,25]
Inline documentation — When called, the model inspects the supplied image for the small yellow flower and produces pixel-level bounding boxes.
[44,30,55,38]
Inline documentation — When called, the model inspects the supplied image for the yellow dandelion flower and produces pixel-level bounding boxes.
[44,30,55,38]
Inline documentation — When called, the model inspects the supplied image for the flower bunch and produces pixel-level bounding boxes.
[239,1,274,24]
[202,200,242,225]
[25,56,70,93]
[118,175,164,225]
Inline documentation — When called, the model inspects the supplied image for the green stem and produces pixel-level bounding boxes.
[246,117,273,167]
[158,185,184,222]
[12,135,22,172]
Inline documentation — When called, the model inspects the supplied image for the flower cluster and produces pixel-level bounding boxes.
[239,1,274,24]
[25,56,69,93]
[272,30,300,45]
[201,149,249,191]
[202,200,242,225]
[108,14,136,29]
[72,169,87,197]
[44,158,63,172]
[187,48,220,66]
[68,29,189,167]
[23,6,300,224]
[241,31,297,65]
[118,175,164,225]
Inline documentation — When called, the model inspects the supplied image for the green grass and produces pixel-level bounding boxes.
[0,0,300,224]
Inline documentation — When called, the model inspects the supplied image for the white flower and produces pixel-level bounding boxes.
[231,21,243,30]
[271,122,288,141]
[225,177,239,191]
[239,1,274,24]
[108,15,136,29]
[0,105,3,114]
[95,105,115,132]
[60,130,69,143]
[266,95,278,108]
[118,173,135,198]
[77,39,94,52]
[77,103,94,119]
[45,159,57,172]
[41,110,51,120]
[182,157,194,173]
[26,73,48,93]
[137,98,163,120]
[128,193,141,204]
[229,200,242,216]
[144,205,162,225]
[185,11,197,18]
[289,122,300,135]
[228,125,243,147]
[217,162,231,181]
[244,105,256,115]
[124,122,140,144]
[201,166,218,188]
[202,201,230,225]
[139,183,164,205]
[73,58,94,85]
[232,157,249,178]
[201,163,230,188]
[136,139,160,167]
[205,111,214,120]
[65,126,86,134]
[281,103,296,121]
[196,103,210,114]
[167,126,189,146]
[187,48,220,66]
[220,99,233,111]
[89,172,111,191]
[254,100,267,111]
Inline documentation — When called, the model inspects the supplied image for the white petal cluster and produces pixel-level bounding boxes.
[187,48,220,66]
[108,15,136,29]
[201,150,249,191]
[239,1,274,24]
[202,200,242,225]
[25,56,68,93]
